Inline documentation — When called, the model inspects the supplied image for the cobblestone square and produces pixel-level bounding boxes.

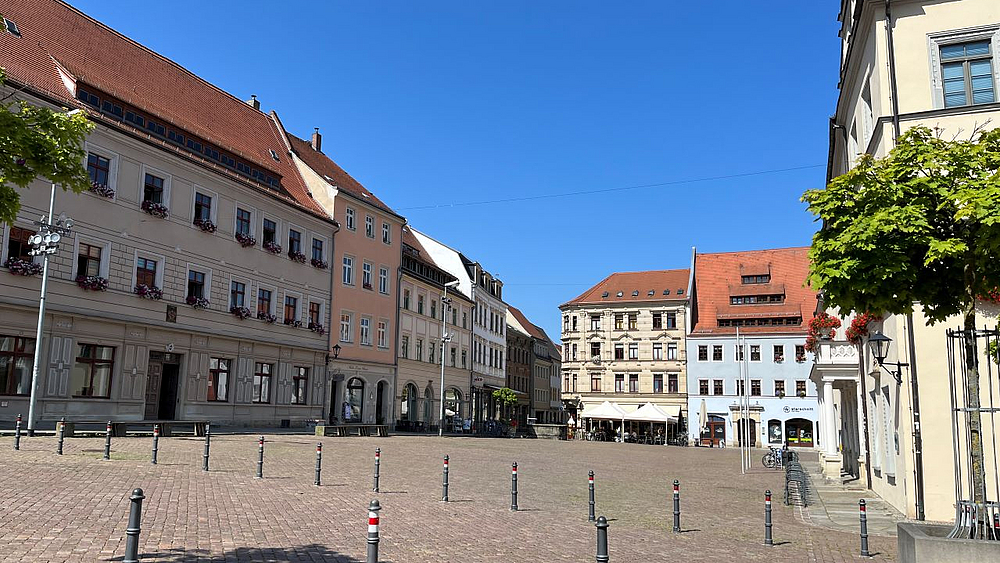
[0,433,897,562]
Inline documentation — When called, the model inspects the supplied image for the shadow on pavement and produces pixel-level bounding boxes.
[106,544,363,562]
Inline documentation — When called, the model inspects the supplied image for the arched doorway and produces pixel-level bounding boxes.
[735,418,757,447]
[445,388,461,431]
[785,418,814,447]
[701,414,725,447]
[345,377,364,423]
[376,380,387,425]
[423,385,433,427]
[400,383,417,423]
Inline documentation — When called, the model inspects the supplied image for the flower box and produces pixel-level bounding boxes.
[363,283,373,290]
[235,232,257,248]
[3,257,42,276]
[774,356,784,364]
[310,258,328,269]
[287,250,306,263]
[133,283,163,300]
[141,200,169,218]
[193,218,217,233]
[795,354,807,363]
[283,318,303,328]
[88,181,115,198]
[263,241,282,254]
[230,306,251,320]
[76,275,108,291]
[257,311,277,324]
[186,295,210,309]
[308,322,326,335]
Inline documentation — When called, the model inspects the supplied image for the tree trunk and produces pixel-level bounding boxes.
[857,342,874,491]
[961,271,987,516]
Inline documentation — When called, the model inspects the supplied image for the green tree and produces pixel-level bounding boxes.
[0,68,93,225]
[492,387,518,422]
[803,125,1000,514]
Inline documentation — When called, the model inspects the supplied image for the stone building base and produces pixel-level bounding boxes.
[897,522,1000,562]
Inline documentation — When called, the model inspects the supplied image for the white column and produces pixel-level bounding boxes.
[823,380,837,456]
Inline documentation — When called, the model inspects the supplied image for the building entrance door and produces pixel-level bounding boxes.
[701,415,726,447]
[144,360,162,420]
[375,381,386,425]
[736,418,757,447]
[146,352,182,420]
[328,380,339,424]
[158,362,180,420]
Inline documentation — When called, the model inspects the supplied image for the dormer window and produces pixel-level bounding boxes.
[4,17,21,37]
[741,274,770,284]
[616,291,623,298]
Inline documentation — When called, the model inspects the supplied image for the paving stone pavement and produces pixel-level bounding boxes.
[0,434,897,562]
[799,460,904,537]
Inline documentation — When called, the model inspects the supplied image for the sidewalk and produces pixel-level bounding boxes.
[798,458,904,537]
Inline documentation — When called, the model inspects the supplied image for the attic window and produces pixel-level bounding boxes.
[616,291,623,298]
[677,288,684,295]
[601,291,609,298]
[632,290,639,297]
[663,289,671,295]
[647,290,654,296]
[362,192,370,198]
[4,17,20,37]
[269,149,280,162]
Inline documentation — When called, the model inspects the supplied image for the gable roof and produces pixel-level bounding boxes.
[690,246,815,336]
[507,305,546,340]
[0,0,330,220]
[561,269,690,307]
[286,134,400,218]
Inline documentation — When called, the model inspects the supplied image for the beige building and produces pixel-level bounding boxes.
[395,226,473,432]
[0,1,336,426]
[560,270,690,438]
[814,0,1000,524]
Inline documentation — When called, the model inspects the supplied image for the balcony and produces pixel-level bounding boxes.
[813,339,859,366]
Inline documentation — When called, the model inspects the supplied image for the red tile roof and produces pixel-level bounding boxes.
[561,269,690,307]
[508,305,546,340]
[286,134,400,218]
[0,0,331,220]
[690,247,815,336]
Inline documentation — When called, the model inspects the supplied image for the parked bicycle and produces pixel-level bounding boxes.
[762,446,784,469]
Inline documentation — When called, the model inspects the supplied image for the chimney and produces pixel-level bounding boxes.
[311,128,322,152]
[247,95,260,111]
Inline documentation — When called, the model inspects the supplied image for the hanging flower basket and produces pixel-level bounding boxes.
[308,322,326,335]
[88,181,115,198]
[186,295,210,309]
[193,218,217,233]
[133,283,163,300]
[287,250,307,263]
[263,241,282,254]
[257,311,277,324]
[846,312,881,344]
[310,258,328,269]
[230,306,252,320]
[141,200,169,218]
[283,318,303,328]
[76,275,109,291]
[235,232,257,248]
[805,313,842,351]
[4,257,42,276]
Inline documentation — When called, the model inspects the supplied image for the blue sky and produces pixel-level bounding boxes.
[68,1,840,341]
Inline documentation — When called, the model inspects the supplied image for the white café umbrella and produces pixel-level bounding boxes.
[699,399,708,433]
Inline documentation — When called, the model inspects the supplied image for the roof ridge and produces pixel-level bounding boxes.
[696,246,810,256]
[54,0,265,119]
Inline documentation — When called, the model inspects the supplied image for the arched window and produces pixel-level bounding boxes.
[400,383,417,422]
[345,377,364,423]
[423,385,433,422]
[445,388,461,423]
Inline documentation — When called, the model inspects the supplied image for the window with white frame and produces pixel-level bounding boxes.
[360,317,371,345]
[342,255,354,285]
[340,313,352,343]
[652,343,662,360]
[377,320,387,348]
[667,343,677,360]
[76,241,108,279]
[382,222,391,244]
[378,266,389,294]
[941,40,995,107]
[362,262,372,289]
[365,215,374,238]
[345,207,356,230]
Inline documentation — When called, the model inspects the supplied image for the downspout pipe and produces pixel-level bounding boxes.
[326,220,341,422]
[886,0,923,520]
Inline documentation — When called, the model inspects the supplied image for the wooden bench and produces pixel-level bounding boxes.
[315,424,389,437]
[58,420,208,437]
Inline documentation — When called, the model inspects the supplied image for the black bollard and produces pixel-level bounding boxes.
[366,499,381,563]
[123,488,145,563]
[510,462,518,511]
[672,480,681,533]
[57,417,65,455]
[588,470,596,522]
[103,420,112,460]
[314,442,323,486]
[151,424,159,465]
[595,515,610,563]
[764,489,773,546]
[373,447,381,492]
[255,435,264,479]
[860,499,870,557]
[202,422,211,472]
[442,455,449,502]
[13,414,21,450]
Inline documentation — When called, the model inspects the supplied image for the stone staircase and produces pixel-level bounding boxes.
[799,459,904,537]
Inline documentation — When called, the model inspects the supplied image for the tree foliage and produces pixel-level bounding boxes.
[0,68,93,224]
[803,125,1000,323]
[492,387,517,408]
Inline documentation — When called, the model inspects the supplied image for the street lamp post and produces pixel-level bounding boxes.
[439,280,459,436]
[26,183,73,435]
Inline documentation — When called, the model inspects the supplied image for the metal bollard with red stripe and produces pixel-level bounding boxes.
[860,499,870,557]
[588,470,596,522]
[764,489,773,546]
[442,455,449,502]
[151,424,160,465]
[672,480,681,533]
[13,414,21,450]
[255,435,264,479]
[366,499,381,563]
[373,447,381,492]
[103,420,112,460]
[314,442,323,486]
[510,462,518,511]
